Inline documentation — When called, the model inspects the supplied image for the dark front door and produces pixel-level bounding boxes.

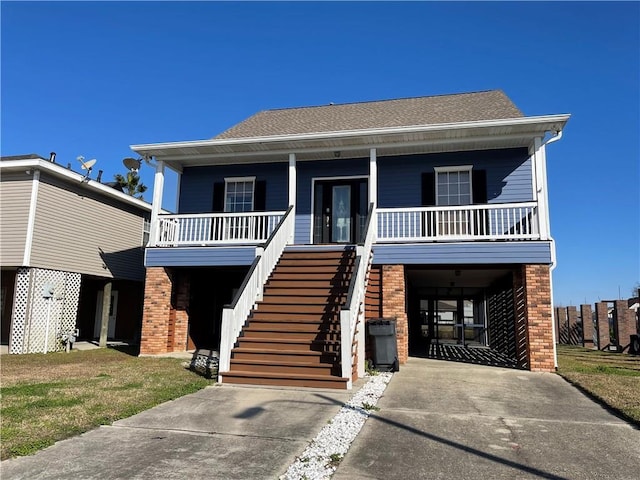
[313,179,368,244]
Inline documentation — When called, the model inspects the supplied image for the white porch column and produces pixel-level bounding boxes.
[288,153,296,208]
[369,148,377,207]
[533,137,550,240]
[149,160,165,246]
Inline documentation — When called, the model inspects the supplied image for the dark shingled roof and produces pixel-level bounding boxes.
[214,90,524,140]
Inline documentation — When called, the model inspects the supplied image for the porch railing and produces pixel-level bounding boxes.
[153,211,286,247]
[218,206,295,378]
[376,202,539,242]
[339,203,376,388]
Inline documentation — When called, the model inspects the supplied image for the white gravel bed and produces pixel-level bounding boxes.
[280,372,393,480]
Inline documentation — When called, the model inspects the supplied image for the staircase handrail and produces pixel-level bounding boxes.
[218,205,295,378]
[339,203,376,386]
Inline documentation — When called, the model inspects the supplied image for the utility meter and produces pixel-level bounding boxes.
[42,283,55,298]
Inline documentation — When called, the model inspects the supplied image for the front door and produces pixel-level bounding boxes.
[313,178,368,244]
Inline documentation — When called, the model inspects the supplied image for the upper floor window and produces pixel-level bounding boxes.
[434,166,472,206]
[224,177,255,213]
[142,215,151,246]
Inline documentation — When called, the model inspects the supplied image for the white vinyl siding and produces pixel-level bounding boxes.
[28,173,147,281]
[0,173,33,266]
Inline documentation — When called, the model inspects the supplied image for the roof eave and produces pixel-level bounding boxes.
[0,159,157,212]
[131,114,570,157]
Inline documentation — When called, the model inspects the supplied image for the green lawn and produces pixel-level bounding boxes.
[556,345,640,424]
[0,347,213,459]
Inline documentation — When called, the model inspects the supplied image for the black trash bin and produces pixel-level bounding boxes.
[368,318,399,372]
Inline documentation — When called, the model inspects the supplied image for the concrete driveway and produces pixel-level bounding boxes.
[333,357,640,480]
[1,384,353,480]
[3,358,639,480]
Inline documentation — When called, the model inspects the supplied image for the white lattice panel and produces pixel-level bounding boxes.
[9,268,82,354]
[9,268,31,354]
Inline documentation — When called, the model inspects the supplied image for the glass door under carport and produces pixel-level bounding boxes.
[419,295,487,347]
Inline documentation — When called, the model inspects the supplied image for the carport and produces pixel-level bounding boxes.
[406,266,525,368]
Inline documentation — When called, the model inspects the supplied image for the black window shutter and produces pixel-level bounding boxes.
[212,182,225,212]
[421,172,435,206]
[254,180,266,211]
[472,170,487,204]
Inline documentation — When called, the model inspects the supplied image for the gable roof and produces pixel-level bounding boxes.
[215,90,523,140]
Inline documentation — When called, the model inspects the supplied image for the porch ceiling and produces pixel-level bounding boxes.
[131,115,569,169]
[406,267,513,289]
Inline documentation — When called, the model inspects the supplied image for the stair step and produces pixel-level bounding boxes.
[220,370,349,389]
[268,272,352,281]
[265,279,351,289]
[259,295,346,305]
[264,286,348,295]
[281,250,355,260]
[236,337,340,352]
[249,312,339,322]
[231,348,338,363]
[278,258,356,267]
[229,359,338,376]
[241,329,342,341]
[254,304,339,314]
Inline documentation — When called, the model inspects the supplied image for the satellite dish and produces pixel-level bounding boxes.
[123,157,142,172]
[81,159,97,170]
[77,156,96,170]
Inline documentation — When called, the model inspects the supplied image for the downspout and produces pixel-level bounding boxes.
[540,130,563,369]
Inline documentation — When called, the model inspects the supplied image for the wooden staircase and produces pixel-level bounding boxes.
[220,247,356,389]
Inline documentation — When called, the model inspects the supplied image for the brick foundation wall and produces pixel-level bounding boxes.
[173,272,190,351]
[381,265,408,364]
[523,265,554,372]
[580,304,594,348]
[614,300,633,351]
[140,267,173,355]
[595,302,610,350]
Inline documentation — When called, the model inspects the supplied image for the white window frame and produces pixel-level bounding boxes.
[434,165,473,206]
[141,214,151,247]
[224,176,256,213]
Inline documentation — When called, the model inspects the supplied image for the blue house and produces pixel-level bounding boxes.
[132,90,569,389]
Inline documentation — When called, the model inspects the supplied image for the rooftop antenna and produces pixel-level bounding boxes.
[77,155,97,181]
[123,157,142,172]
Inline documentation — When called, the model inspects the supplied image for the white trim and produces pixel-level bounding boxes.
[433,165,473,173]
[288,153,296,208]
[149,161,165,246]
[22,170,40,266]
[434,165,473,207]
[369,148,377,207]
[223,176,256,183]
[223,177,255,213]
[131,114,571,154]
[309,175,369,244]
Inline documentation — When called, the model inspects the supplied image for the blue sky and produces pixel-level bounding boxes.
[2,1,638,306]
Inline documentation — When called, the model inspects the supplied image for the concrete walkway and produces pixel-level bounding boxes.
[333,357,640,480]
[3,358,639,479]
[1,384,354,480]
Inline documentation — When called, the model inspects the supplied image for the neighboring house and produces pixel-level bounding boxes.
[0,154,153,353]
[132,90,570,389]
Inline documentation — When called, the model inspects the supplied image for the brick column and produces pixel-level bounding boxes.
[172,272,190,352]
[614,300,633,351]
[580,304,594,348]
[595,302,610,350]
[556,307,568,344]
[381,265,408,364]
[140,267,173,355]
[567,306,580,345]
[523,265,554,372]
